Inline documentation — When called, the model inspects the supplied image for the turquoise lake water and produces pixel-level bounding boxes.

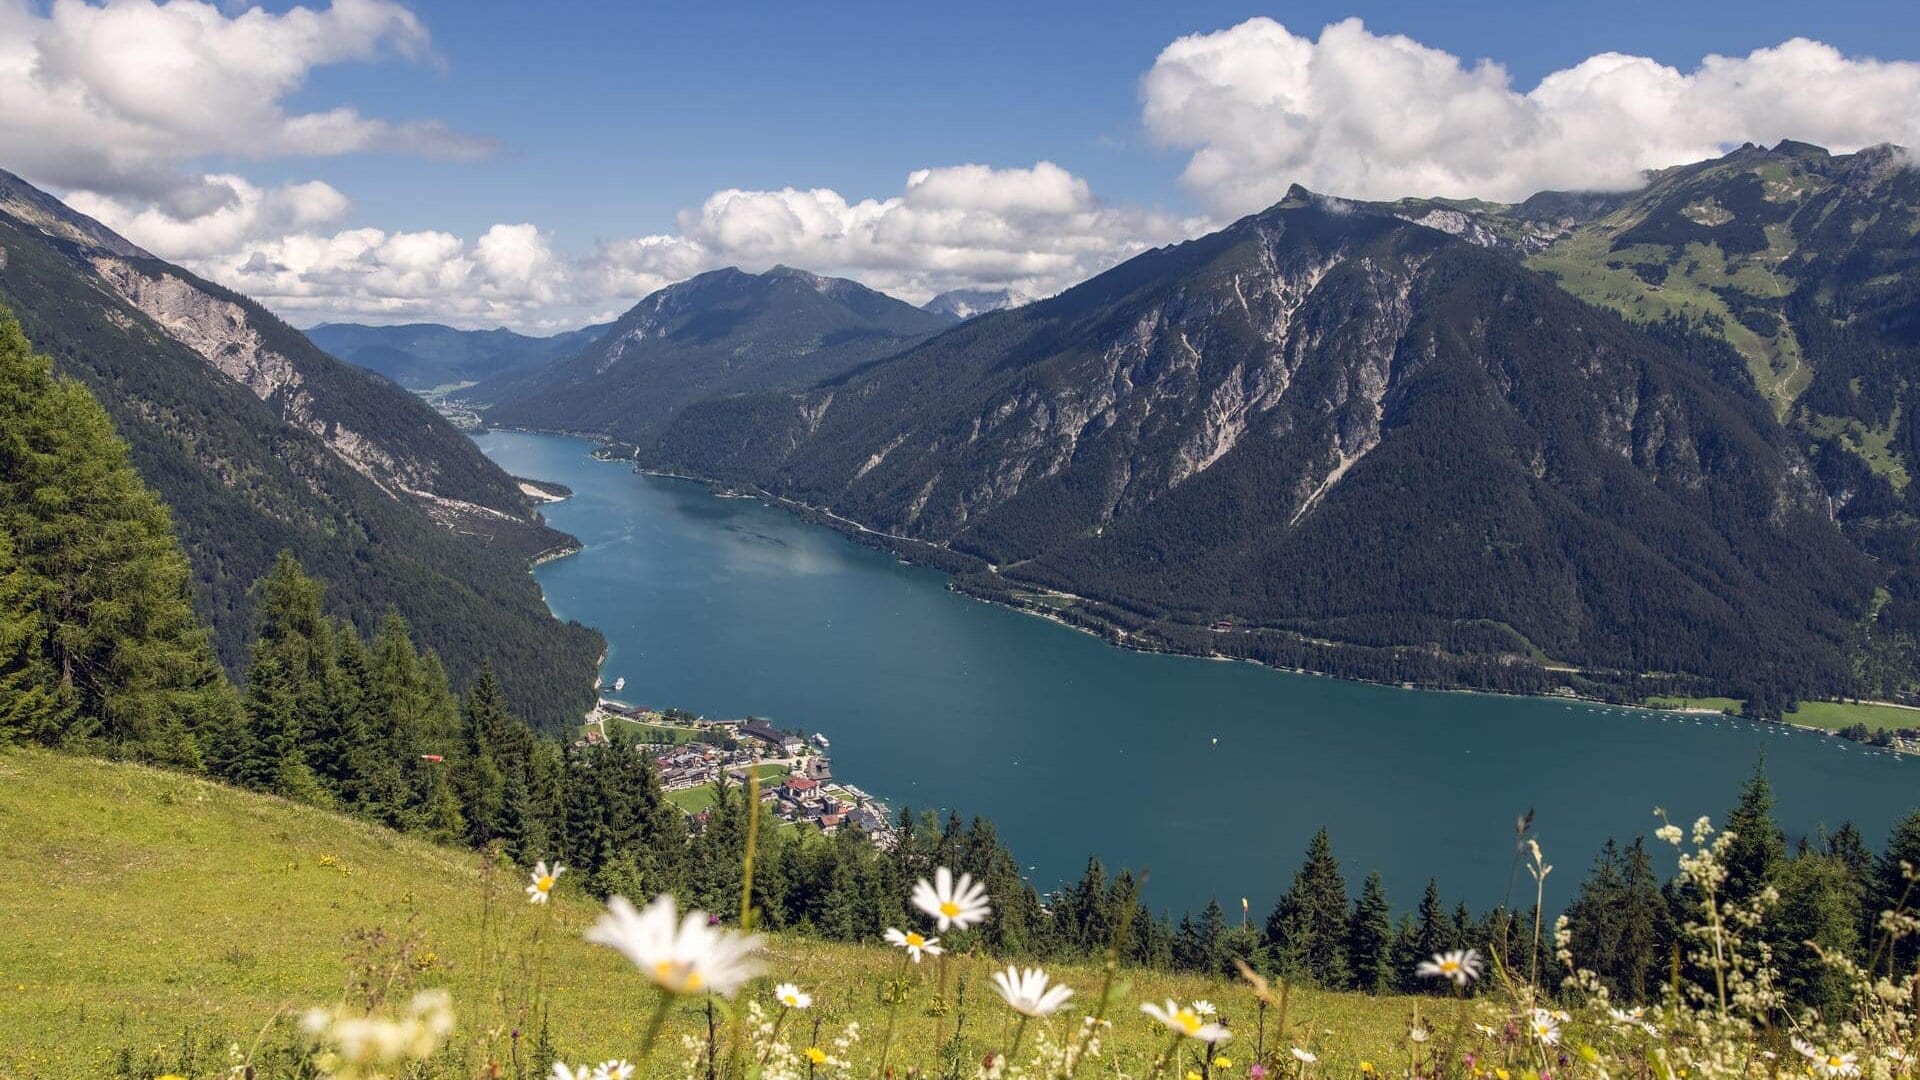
[476,430,1918,916]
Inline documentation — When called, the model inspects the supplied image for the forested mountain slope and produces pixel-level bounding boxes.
[650,190,1876,705]
[307,320,609,390]
[472,265,951,444]
[0,171,600,731]
[1478,142,1920,699]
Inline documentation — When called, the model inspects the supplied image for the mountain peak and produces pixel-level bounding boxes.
[0,167,149,258]
[922,287,1035,322]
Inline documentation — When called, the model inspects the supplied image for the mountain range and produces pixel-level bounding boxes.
[306,320,610,391]
[0,167,601,731]
[11,139,1914,714]
[469,265,953,445]
[630,183,1876,706]
[460,139,1920,710]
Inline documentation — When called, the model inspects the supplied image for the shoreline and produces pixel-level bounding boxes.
[487,428,1916,757]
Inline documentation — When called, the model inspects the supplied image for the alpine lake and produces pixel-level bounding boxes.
[476,430,1918,916]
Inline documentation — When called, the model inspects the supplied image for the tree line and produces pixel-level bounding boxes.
[4,307,1916,1016]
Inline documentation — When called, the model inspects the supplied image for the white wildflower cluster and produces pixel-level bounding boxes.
[585,893,763,997]
[1140,999,1231,1042]
[516,832,1917,1080]
[549,1062,632,1080]
[300,989,454,1080]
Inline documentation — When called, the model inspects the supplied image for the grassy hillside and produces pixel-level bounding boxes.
[0,749,1413,1078]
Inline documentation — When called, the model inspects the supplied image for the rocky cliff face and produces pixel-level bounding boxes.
[0,167,601,731]
[84,253,538,527]
[654,191,1872,696]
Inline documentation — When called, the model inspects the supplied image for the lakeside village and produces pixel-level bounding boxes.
[581,692,899,846]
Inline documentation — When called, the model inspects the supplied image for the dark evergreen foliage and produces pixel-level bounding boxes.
[0,191,602,733]
[0,310,238,762]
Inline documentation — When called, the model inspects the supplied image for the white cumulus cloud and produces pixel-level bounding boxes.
[0,0,489,201]
[73,162,1203,330]
[1141,17,1920,212]
[593,161,1202,309]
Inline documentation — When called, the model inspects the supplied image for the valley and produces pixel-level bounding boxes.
[6,6,1920,1076]
[474,430,1919,916]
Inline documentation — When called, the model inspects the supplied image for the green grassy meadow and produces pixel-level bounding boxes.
[0,749,1419,1078]
[665,764,790,812]
[1784,699,1920,733]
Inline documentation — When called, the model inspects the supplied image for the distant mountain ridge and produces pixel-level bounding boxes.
[307,320,610,390]
[645,185,1876,706]
[0,166,600,731]
[1377,141,1920,701]
[471,265,951,445]
[922,287,1036,322]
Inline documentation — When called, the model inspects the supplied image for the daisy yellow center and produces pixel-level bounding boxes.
[782,993,800,1006]
[1828,1058,1844,1068]
[905,932,925,947]
[1173,1009,1201,1035]
[1439,959,1460,973]
[536,876,555,893]
[939,900,961,918]
[653,961,703,993]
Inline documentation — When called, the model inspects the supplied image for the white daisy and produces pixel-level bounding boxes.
[883,926,943,962]
[1527,1008,1561,1046]
[774,983,812,1010]
[527,860,565,905]
[1794,1038,1861,1078]
[1408,1027,1430,1044]
[1607,1006,1659,1037]
[912,866,991,932]
[1291,1047,1318,1064]
[592,1061,635,1080]
[1191,999,1218,1016]
[1414,949,1483,987]
[990,966,1074,1018]
[551,1065,589,1080]
[584,894,762,998]
[1140,1000,1231,1043]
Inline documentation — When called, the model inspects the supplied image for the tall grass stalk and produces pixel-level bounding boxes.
[725,767,764,1080]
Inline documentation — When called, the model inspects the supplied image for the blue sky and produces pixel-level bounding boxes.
[8,0,1920,328]
[263,0,1920,247]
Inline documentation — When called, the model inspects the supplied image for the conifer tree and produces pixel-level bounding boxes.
[1266,829,1351,986]
[1058,857,1111,956]
[0,309,236,762]
[1172,911,1206,973]
[1566,838,1672,1004]
[1775,852,1864,1013]
[1199,897,1228,976]
[0,524,59,744]
[1390,913,1422,992]
[454,664,511,843]
[1346,871,1395,992]
[1408,879,1448,992]
[1873,810,1920,974]
[1722,760,1787,908]
[360,611,425,826]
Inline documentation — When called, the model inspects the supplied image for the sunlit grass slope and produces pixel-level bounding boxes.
[0,749,1415,1077]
